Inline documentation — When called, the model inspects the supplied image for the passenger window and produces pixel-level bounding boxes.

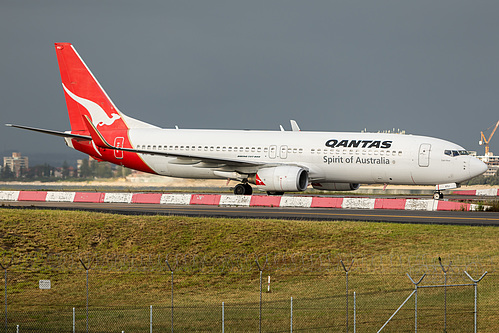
[398,151,402,156]
[299,148,303,153]
[147,145,151,150]
[216,147,220,151]
[311,149,315,154]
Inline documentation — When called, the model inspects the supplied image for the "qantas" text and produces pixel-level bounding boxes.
[325,139,392,149]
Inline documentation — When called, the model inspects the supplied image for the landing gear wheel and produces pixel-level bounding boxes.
[433,192,444,200]
[234,183,253,195]
[266,191,284,196]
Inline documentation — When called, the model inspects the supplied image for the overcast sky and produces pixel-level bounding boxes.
[1,1,499,162]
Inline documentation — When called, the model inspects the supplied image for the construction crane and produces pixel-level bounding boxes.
[479,120,499,156]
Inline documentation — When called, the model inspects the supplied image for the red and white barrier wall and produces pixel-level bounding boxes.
[0,191,479,211]
[452,188,499,196]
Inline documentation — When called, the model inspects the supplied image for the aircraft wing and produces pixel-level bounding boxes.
[5,124,92,141]
[81,115,268,168]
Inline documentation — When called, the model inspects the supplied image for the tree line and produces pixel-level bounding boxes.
[0,160,131,181]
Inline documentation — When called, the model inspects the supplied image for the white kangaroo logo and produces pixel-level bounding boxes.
[63,84,120,127]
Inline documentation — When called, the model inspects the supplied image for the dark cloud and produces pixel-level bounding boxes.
[1,1,499,160]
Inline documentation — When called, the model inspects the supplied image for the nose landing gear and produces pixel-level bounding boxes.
[433,191,444,200]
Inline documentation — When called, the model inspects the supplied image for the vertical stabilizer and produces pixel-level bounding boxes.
[54,43,155,133]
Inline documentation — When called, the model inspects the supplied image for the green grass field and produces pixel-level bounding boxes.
[0,208,497,331]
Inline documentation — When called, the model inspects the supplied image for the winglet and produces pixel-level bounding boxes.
[290,120,301,131]
[81,115,113,148]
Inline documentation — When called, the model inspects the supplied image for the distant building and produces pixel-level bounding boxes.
[3,152,29,178]
[477,153,499,177]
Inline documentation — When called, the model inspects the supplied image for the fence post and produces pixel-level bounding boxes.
[165,259,174,333]
[73,307,75,333]
[290,297,293,333]
[222,302,224,333]
[2,265,6,333]
[340,259,354,332]
[464,271,488,333]
[406,273,426,332]
[438,257,451,333]
[353,292,356,333]
[79,259,92,333]
[150,305,153,333]
[255,260,262,333]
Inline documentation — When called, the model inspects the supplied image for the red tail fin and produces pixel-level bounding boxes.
[55,43,129,133]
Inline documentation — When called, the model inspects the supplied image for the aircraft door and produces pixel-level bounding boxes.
[418,143,431,167]
[280,145,288,159]
[269,145,277,159]
[114,137,124,159]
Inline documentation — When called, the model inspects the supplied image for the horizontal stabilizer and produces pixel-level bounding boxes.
[5,124,91,141]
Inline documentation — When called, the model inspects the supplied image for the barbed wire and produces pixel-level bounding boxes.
[0,252,495,274]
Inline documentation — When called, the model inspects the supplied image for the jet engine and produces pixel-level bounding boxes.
[248,166,309,192]
[311,182,360,191]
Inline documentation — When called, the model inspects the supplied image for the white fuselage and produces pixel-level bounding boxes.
[127,128,485,186]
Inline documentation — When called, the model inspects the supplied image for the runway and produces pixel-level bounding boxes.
[2,201,498,226]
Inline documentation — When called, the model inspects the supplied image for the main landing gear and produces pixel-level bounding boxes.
[433,191,444,200]
[234,183,253,195]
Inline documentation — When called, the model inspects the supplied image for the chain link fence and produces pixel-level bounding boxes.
[0,253,495,332]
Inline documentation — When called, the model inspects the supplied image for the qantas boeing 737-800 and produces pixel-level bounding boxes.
[6,43,487,199]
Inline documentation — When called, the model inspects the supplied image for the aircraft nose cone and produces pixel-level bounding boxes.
[469,158,488,178]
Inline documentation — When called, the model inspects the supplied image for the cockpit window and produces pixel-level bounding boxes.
[444,150,470,157]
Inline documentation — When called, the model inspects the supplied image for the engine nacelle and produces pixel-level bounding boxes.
[311,182,360,191]
[249,166,309,192]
